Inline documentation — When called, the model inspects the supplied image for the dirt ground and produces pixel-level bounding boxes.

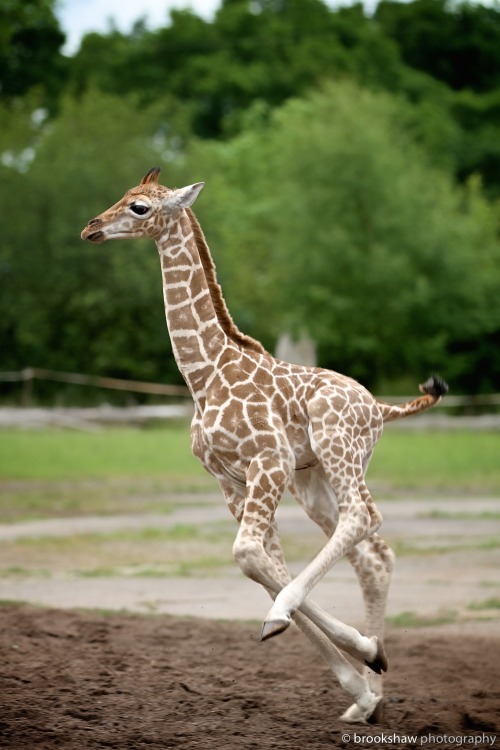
[0,604,498,750]
[1,489,499,749]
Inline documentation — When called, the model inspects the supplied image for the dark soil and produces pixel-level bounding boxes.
[0,605,498,749]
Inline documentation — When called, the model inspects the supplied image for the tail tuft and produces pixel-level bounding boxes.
[379,374,448,423]
[419,375,449,398]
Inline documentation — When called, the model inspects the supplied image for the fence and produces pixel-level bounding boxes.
[1,368,499,430]
[0,367,190,404]
[1,368,500,407]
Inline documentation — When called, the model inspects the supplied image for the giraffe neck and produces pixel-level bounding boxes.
[157,209,226,401]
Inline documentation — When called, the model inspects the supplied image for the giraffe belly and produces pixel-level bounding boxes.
[286,423,317,470]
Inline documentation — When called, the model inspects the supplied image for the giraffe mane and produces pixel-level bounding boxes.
[185,207,267,355]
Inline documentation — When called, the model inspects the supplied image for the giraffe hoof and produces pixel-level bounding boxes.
[367,698,384,725]
[260,618,291,641]
[364,637,388,675]
[340,696,383,724]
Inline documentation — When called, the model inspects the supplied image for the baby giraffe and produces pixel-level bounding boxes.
[82,168,447,724]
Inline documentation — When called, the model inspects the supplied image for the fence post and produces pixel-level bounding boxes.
[21,368,34,407]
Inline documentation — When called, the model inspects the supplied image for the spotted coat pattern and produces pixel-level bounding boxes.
[81,168,448,724]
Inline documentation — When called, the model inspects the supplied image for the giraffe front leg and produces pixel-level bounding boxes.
[229,451,384,673]
[232,449,292,592]
[262,494,387,673]
[263,521,383,725]
[263,493,371,627]
[293,609,384,724]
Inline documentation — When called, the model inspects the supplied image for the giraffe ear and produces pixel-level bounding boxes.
[141,167,161,185]
[174,182,205,208]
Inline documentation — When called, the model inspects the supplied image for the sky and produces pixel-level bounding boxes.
[56,0,356,55]
[56,0,496,56]
[58,0,230,54]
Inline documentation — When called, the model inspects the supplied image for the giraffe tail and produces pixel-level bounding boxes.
[377,375,449,423]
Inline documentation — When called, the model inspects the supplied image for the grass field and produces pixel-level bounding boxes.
[0,426,499,611]
[1,425,498,487]
[0,425,203,481]
[369,428,500,494]
[0,425,499,523]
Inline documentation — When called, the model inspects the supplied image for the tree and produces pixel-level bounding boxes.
[183,81,500,390]
[375,0,500,92]
[0,90,189,398]
[3,2,500,399]
[0,0,66,109]
[67,0,410,138]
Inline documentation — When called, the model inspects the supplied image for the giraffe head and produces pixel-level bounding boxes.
[81,167,204,244]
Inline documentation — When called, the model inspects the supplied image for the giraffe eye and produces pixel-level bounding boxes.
[130,203,150,216]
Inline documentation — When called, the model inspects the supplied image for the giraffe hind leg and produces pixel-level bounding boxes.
[286,461,391,720]
[230,452,382,668]
[346,534,395,696]
[263,520,383,724]
[287,463,388,678]
[263,477,374,643]
[262,400,387,667]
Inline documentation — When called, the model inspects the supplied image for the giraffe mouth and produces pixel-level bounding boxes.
[85,230,106,244]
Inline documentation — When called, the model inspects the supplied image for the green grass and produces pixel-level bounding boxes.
[76,556,233,578]
[418,510,500,520]
[387,609,459,628]
[467,597,500,611]
[0,477,217,523]
[391,537,500,556]
[11,522,236,548]
[0,426,218,522]
[367,429,500,494]
[1,427,499,491]
[0,425,205,481]
[0,520,236,579]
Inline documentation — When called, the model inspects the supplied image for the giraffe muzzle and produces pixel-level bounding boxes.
[81,226,106,243]
[81,216,107,244]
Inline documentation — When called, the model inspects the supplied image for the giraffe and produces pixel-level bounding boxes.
[81,167,448,724]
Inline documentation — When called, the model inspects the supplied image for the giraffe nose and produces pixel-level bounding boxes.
[81,217,105,242]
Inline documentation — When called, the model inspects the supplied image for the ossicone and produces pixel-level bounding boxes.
[141,167,161,185]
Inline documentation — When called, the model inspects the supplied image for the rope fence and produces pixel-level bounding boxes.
[0,368,190,401]
[1,368,499,408]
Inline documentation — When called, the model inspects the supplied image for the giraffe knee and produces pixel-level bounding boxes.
[374,536,396,574]
[351,537,396,594]
[339,502,372,545]
[232,535,265,581]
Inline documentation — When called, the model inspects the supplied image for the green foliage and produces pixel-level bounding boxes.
[372,0,500,197]
[0,89,187,390]
[375,0,500,93]
[65,0,434,139]
[62,0,500,200]
[451,89,500,199]
[185,82,500,389]
[0,0,66,109]
[2,0,500,397]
